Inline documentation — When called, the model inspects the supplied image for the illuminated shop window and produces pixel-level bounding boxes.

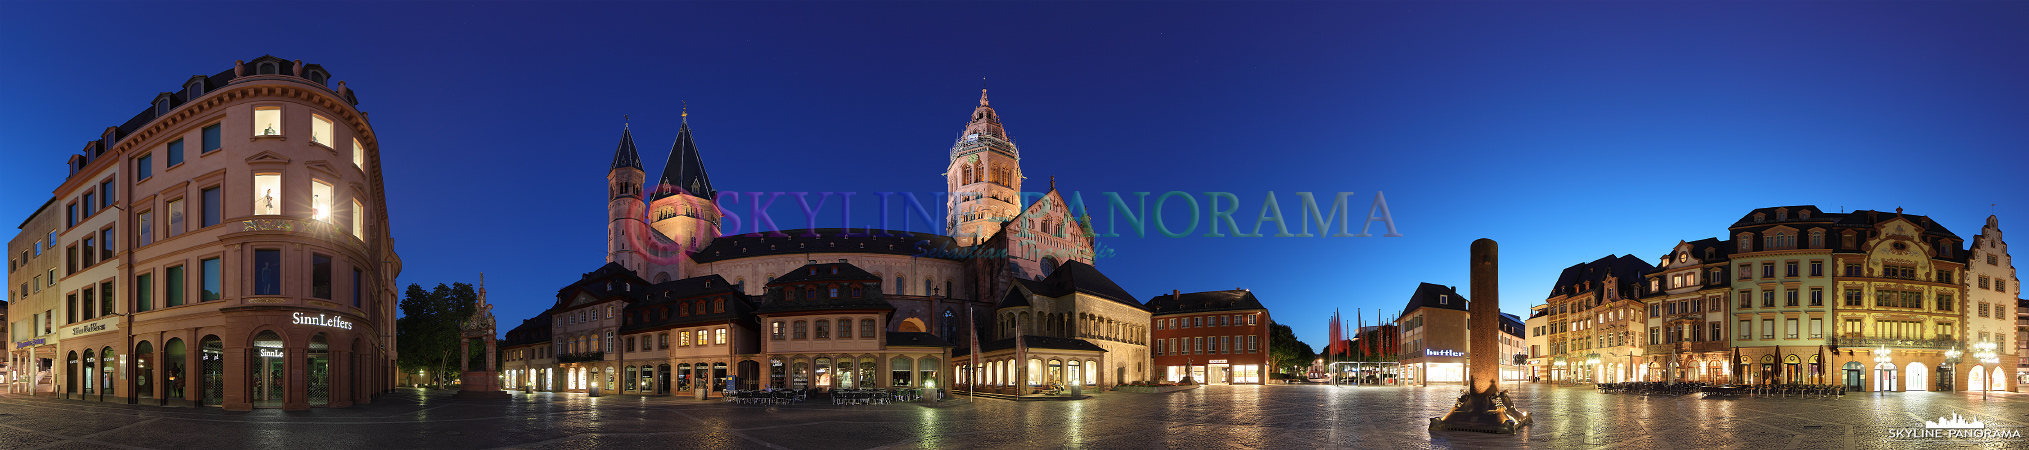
[254,107,283,136]
[254,173,282,215]
[311,115,334,146]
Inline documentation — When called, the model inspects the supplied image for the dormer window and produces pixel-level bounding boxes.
[186,81,204,99]
[1777,209,1788,221]
[257,61,279,75]
[1799,210,1810,220]
[156,98,171,116]
[830,267,837,275]
[1438,295,1447,305]
[308,71,327,85]
[1754,213,1765,223]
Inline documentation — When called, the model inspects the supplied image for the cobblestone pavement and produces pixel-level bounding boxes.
[2,383,2026,449]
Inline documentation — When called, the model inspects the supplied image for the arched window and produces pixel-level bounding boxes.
[895,277,905,294]
[714,298,725,313]
[164,338,186,399]
[850,285,862,298]
[134,340,156,400]
[925,278,934,297]
[962,165,973,184]
[258,62,279,75]
[81,349,95,395]
[943,310,957,338]
[308,334,330,406]
[680,304,690,316]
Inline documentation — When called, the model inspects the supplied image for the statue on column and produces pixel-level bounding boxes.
[455,274,510,399]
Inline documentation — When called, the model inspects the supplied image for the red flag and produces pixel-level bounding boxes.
[1329,310,1340,357]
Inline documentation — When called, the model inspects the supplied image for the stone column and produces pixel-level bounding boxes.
[1468,238,1499,395]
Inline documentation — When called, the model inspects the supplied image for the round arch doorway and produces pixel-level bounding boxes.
[1904,362,1927,392]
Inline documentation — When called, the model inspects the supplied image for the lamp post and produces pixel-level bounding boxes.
[1587,355,1601,384]
[1974,341,1999,401]
[1945,346,1963,392]
[1872,347,1891,392]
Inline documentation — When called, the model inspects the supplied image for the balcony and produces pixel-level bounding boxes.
[1677,341,1728,353]
[1830,337,1957,350]
[558,352,606,363]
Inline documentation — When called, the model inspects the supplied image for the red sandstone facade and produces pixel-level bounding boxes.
[6,56,399,410]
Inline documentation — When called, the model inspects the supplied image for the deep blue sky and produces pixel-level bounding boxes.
[5,2,2026,348]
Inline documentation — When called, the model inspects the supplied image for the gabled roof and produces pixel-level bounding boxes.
[1144,289,1267,316]
[1016,260,1141,309]
[1399,283,1468,320]
[651,122,715,201]
[551,262,652,308]
[611,125,643,171]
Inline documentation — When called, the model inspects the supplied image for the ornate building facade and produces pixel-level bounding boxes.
[5,56,402,410]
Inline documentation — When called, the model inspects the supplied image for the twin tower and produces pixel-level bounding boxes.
[602,90,1028,282]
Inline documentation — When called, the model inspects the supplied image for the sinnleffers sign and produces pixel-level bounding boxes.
[60,317,120,339]
[291,312,356,330]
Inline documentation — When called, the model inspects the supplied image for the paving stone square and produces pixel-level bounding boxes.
[2,384,2026,449]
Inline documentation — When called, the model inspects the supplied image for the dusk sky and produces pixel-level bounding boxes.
[4,2,2026,349]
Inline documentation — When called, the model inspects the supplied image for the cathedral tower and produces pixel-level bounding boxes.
[607,124,651,273]
[647,113,720,282]
[946,89,1023,247]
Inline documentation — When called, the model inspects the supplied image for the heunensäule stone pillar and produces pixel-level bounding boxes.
[1431,239,1532,434]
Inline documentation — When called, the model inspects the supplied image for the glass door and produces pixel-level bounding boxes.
[253,331,285,408]
[201,337,224,406]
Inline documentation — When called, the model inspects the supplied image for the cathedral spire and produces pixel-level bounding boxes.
[653,120,716,201]
[611,123,643,171]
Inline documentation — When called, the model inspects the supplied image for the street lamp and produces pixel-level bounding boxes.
[1974,341,1999,401]
[1587,355,1601,384]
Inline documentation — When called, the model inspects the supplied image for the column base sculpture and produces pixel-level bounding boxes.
[454,371,511,399]
[1429,388,1531,434]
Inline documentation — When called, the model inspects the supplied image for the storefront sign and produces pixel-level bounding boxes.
[1209,360,1229,364]
[292,312,355,330]
[1425,349,1465,357]
[13,338,46,349]
[259,348,285,358]
[60,317,120,339]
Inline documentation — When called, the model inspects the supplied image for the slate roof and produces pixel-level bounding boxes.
[1729,205,1836,227]
[552,262,653,306]
[618,274,753,333]
[1144,289,1267,316]
[611,125,643,170]
[690,228,961,263]
[651,122,715,201]
[952,335,1107,357]
[885,331,953,348]
[502,312,554,347]
[1546,255,1654,299]
[1009,260,1142,310]
[754,262,896,314]
[1399,283,1468,320]
[1833,209,1962,240]
[768,262,879,284]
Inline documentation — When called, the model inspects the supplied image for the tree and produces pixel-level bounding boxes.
[1267,321,1315,376]
[396,282,478,388]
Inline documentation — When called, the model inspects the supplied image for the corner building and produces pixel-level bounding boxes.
[1147,289,1271,385]
[5,56,399,410]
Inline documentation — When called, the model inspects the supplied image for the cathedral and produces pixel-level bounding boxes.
[499,90,1152,396]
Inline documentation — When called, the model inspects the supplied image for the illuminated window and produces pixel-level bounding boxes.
[352,138,365,170]
[715,328,726,345]
[351,199,365,241]
[311,115,333,146]
[253,173,282,215]
[311,179,334,222]
[254,107,282,136]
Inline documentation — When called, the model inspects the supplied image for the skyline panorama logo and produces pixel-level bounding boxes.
[624,187,1403,266]
[1885,413,2024,441]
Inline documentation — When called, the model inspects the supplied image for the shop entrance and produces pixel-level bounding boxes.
[253,331,286,408]
[1208,363,1231,384]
